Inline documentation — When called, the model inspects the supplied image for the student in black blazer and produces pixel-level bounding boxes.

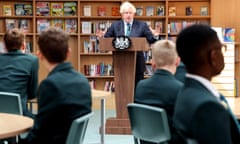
[19,27,92,144]
[0,28,38,118]
[97,1,159,86]
[173,24,240,144]
[134,40,184,144]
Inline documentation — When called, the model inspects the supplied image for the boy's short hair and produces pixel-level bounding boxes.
[152,40,177,67]
[38,27,69,63]
[4,28,24,51]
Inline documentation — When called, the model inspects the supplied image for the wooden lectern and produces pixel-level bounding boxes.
[99,37,149,134]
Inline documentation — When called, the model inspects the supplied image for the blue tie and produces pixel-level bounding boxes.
[126,23,131,36]
[219,94,240,132]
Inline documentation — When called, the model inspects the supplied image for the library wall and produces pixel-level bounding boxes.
[211,0,240,97]
[0,0,238,110]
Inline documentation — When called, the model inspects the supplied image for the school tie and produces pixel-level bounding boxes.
[126,23,131,36]
[219,94,240,132]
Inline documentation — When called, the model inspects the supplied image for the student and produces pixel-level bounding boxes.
[173,24,240,144]
[0,28,38,118]
[134,40,184,144]
[97,1,159,86]
[19,27,92,144]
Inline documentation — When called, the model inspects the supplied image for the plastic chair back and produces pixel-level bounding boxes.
[0,91,22,115]
[66,112,94,144]
[127,103,171,144]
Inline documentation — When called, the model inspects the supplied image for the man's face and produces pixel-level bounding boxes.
[121,7,135,23]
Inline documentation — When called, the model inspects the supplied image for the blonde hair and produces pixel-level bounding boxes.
[152,40,177,67]
[120,1,136,14]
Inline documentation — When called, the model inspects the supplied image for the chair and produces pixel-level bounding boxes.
[0,91,22,115]
[66,112,94,144]
[127,103,171,144]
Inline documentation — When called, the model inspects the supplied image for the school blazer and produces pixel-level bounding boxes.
[0,50,38,117]
[25,62,92,144]
[173,77,240,144]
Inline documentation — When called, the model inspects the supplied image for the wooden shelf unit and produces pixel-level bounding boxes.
[0,0,213,91]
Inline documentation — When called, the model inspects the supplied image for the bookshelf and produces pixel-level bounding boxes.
[1,0,229,94]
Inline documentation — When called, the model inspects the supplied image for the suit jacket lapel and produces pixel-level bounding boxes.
[130,20,138,37]
[116,21,125,36]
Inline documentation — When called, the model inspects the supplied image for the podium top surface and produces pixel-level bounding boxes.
[99,37,150,52]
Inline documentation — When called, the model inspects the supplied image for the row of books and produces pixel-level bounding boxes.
[168,20,210,34]
[5,19,29,33]
[83,5,120,16]
[168,6,209,16]
[5,18,77,33]
[0,41,32,54]
[37,2,77,16]
[136,5,165,16]
[83,36,99,53]
[81,21,112,34]
[84,63,114,76]
[89,80,115,92]
[3,2,77,16]
[37,19,77,33]
[3,4,32,16]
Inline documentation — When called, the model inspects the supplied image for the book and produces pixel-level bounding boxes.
[24,4,32,16]
[156,5,164,16]
[64,2,77,16]
[25,42,33,54]
[136,6,143,16]
[14,4,25,16]
[51,19,64,30]
[37,19,50,33]
[5,19,18,31]
[223,28,235,42]
[155,21,163,33]
[97,6,106,16]
[168,6,176,16]
[185,6,192,16]
[3,5,12,16]
[83,5,91,16]
[19,19,29,33]
[145,21,152,27]
[36,2,50,16]
[51,2,64,16]
[0,42,5,53]
[83,41,90,53]
[146,6,154,16]
[65,19,77,33]
[200,6,208,16]
[145,65,153,76]
[111,6,120,16]
[81,21,92,34]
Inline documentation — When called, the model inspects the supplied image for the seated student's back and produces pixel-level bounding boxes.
[0,28,38,118]
[173,24,240,144]
[134,40,184,144]
[19,27,92,144]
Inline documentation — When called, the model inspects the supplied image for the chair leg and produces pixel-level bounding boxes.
[133,136,140,144]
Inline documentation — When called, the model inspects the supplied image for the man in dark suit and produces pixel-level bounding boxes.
[134,40,184,144]
[0,28,38,118]
[19,27,92,144]
[98,1,159,86]
[173,24,240,144]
